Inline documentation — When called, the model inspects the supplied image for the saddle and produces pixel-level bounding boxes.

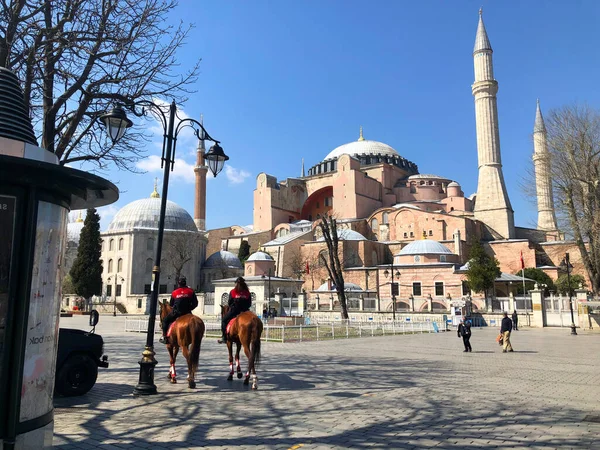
[226,317,237,336]
[166,313,191,337]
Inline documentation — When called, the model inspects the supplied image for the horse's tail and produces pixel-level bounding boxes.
[250,320,262,367]
[190,318,204,371]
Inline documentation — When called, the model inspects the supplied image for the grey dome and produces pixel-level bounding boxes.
[67,221,85,244]
[247,251,274,262]
[317,229,367,242]
[325,140,399,161]
[204,250,243,269]
[447,181,460,187]
[107,198,196,232]
[398,240,453,256]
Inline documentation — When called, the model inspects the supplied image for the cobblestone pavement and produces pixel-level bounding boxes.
[53,316,600,449]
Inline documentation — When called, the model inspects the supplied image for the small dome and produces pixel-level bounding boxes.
[247,251,274,262]
[204,250,243,269]
[398,240,453,256]
[448,181,460,187]
[67,221,85,244]
[316,282,364,292]
[107,198,196,232]
[408,174,451,181]
[317,229,367,242]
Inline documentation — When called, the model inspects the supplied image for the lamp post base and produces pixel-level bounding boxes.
[570,324,578,336]
[133,346,158,396]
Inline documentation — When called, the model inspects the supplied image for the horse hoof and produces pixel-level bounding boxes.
[243,377,249,386]
[188,381,196,389]
[171,378,177,384]
[227,374,233,381]
[237,372,243,379]
[252,383,258,390]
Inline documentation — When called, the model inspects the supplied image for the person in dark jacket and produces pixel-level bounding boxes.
[457,318,472,352]
[159,277,199,344]
[512,310,519,331]
[500,312,514,353]
[218,277,252,344]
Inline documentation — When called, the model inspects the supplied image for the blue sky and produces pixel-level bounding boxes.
[72,1,600,231]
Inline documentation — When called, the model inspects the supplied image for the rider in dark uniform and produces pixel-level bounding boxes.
[218,277,251,344]
[159,276,198,344]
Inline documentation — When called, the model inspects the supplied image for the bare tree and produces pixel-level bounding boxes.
[318,216,349,319]
[0,0,198,170]
[546,104,600,293]
[163,231,203,284]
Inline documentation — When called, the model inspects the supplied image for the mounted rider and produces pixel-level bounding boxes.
[218,276,252,344]
[159,276,198,344]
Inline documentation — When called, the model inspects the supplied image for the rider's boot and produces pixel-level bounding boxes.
[217,334,226,344]
[159,335,169,344]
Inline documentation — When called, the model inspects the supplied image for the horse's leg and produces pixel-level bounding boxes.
[169,345,179,384]
[226,340,234,381]
[180,342,192,388]
[188,321,203,389]
[242,339,251,386]
[235,342,243,379]
[248,323,261,390]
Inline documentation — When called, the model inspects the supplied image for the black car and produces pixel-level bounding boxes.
[55,310,109,396]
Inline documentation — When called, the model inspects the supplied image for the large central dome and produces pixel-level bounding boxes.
[324,128,399,160]
[107,197,197,232]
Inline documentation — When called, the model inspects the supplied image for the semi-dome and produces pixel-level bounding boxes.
[247,251,274,262]
[316,282,364,292]
[67,220,84,244]
[398,240,453,256]
[107,198,196,232]
[204,250,243,269]
[317,229,367,242]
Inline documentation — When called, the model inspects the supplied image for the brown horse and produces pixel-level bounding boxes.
[159,300,205,388]
[221,305,263,390]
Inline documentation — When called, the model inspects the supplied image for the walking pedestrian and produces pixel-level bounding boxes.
[457,318,472,352]
[512,310,519,331]
[500,312,514,353]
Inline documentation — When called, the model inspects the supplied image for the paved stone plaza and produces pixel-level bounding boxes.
[53,316,600,449]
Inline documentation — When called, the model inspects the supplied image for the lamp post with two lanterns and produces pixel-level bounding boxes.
[99,101,229,395]
[383,265,400,321]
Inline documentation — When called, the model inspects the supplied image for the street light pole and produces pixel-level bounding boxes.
[560,252,577,336]
[100,100,228,396]
[384,264,400,321]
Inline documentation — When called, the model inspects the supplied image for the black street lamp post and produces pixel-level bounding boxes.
[100,100,229,395]
[559,252,577,336]
[384,265,400,321]
[261,268,272,314]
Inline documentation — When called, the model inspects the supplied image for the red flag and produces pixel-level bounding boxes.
[305,261,310,274]
[520,251,525,270]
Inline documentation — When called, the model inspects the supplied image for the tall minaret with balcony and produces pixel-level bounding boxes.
[194,115,208,231]
[472,9,515,239]
[533,100,558,233]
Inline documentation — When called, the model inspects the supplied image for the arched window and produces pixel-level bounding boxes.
[428,230,433,236]
[370,218,379,232]
[109,239,114,251]
[117,258,123,272]
[145,258,153,272]
[118,238,124,250]
[410,183,416,193]
[147,238,154,251]
[108,259,113,272]
[221,292,229,305]
[382,212,389,224]
[318,250,328,267]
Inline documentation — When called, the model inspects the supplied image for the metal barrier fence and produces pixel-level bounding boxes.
[124,317,445,343]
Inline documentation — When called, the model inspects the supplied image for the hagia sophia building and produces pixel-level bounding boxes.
[64,11,581,316]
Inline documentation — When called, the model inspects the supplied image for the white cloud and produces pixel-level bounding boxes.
[136,154,197,184]
[97,204,120,231]
[224,165,251,185]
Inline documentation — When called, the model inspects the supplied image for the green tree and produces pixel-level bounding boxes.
[62,274,75,294]
[514,268,555,295]
[238,241,251,264]
[555,274,587,295]
[465,240,501,306]
[70,209,102,304]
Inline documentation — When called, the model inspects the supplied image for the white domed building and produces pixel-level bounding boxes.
[200,249,243,292]
[99,185,207,314]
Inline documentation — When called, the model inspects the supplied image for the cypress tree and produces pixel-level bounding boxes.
[238,241,251,263]
[69,208,103,301]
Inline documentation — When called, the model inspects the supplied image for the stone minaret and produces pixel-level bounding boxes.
[533,100,558,232]
[472,9,515,239]
[193,116,208,231]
